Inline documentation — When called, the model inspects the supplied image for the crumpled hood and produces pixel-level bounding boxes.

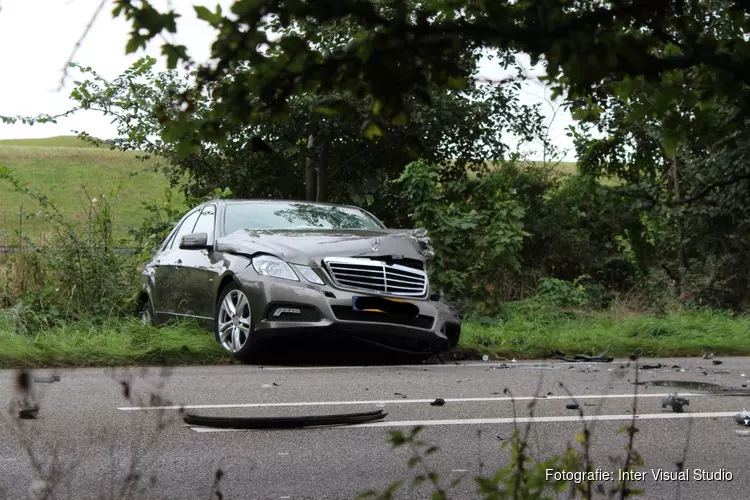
[215,228,428,265]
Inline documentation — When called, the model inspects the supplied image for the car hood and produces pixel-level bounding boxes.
[215,228,427,265]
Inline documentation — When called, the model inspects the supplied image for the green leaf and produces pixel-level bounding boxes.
[447,76,468,90]
[362,120,383,140]
[194,5,221,26]
[391,112,409,126]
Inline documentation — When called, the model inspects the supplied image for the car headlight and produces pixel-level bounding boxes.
[294,265,324,285]
[252,255,299,281]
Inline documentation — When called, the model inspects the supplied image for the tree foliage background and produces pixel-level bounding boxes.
[5,0,750,314]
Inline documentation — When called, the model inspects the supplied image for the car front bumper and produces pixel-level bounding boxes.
[234,274,461,354]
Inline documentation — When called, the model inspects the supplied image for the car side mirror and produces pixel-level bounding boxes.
[180,232,210,250]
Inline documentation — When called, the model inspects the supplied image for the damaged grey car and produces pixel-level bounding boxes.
[138,200,462,362]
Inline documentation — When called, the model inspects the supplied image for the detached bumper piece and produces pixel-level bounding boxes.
[184,409,387,429]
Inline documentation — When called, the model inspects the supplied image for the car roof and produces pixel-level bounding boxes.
[204,199,366,211]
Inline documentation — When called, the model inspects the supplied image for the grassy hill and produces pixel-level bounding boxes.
[0,135,579,246]
[0,136,183,245]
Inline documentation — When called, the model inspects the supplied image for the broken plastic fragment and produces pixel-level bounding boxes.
[18,406,39,419]
[735,409,750,426]
[33,375,61,383]
[702,352,714,359]
[431,398,446,406]
[662,393,690,413]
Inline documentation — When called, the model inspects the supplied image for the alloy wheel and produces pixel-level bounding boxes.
[217,289,253,353]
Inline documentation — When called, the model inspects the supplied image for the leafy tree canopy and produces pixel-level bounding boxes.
[110,0,750,144]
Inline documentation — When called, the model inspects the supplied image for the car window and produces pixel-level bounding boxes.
[192,205,216,243]
[223,202,383,234]
[168,210,201,250]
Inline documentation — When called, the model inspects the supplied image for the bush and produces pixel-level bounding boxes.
[0,166,146,329]
[395,160,528,314]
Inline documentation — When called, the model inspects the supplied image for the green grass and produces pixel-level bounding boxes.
[0,137,185,243]
[0,135,100,148]
[459,301,750,359]
[1,303,748,368]
[0,315,228,368]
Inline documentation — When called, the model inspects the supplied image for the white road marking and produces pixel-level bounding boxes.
[187,411,738,433]
[255,362,589,371]
[117,392,726,411]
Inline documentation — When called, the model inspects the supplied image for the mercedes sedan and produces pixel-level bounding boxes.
[138,200,462,362]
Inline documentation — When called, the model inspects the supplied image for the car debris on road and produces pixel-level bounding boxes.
[431,398,446,406]
[551,351,613,363]
[18,406,39,419]
[33,375,61,383]
[735,409,750,426]
[662,393,690,413]
[184,409,388,429]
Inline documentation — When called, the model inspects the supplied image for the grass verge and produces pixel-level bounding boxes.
[1,302,749,368]
[0,314,228,368]
[460,301,750,359]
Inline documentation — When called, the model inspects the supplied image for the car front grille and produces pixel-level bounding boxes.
[323,257,428,297]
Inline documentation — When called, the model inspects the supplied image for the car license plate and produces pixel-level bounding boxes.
[353,295,417,314]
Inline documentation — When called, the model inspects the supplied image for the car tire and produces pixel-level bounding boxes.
[215,282,260,363]
[139,296,155,326]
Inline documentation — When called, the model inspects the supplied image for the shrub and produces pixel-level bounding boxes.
[395,160,528,314]
[0,166,144,329]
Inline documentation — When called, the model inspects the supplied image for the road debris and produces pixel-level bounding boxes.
[33,375,61,383]
[566,403,580,410]
[735,409,750,426]
[184,409,388,429]
[702,352,714,359]
[551,351,613,363]
[662,393,690,413]
[641,363,663,370]
[431,398,446,406]
[394,392,407,399]
[482,355,489,361]
[18,406,39,419]
[712,360,723,365]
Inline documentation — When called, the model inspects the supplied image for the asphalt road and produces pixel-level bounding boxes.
[1,356,749,500]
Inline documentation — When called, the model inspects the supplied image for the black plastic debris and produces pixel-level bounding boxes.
[552,351,613,363]
[431,398,446,406]
[735,409,750,427]
[18,406,39,419]
[394,392,407,399]
[671,365,681,369]
[33,375,61,383]
[184,409,388,429]
[662,393,690,413]
[712,360,723,365]
[566,403,580,410]
[641,363,663,370]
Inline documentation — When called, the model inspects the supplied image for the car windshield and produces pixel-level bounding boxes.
[223,202,383,233]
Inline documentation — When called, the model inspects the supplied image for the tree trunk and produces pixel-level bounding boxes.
[670,155,687,292]
[316,135,331,202]
[305,134,317,201]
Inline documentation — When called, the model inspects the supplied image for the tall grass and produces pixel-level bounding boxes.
[461,300,750,359]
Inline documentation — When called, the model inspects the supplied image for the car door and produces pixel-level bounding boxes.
[176,204,221,325]
[154,208,201,319]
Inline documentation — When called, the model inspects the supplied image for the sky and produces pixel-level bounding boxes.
[0,0,577,161]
